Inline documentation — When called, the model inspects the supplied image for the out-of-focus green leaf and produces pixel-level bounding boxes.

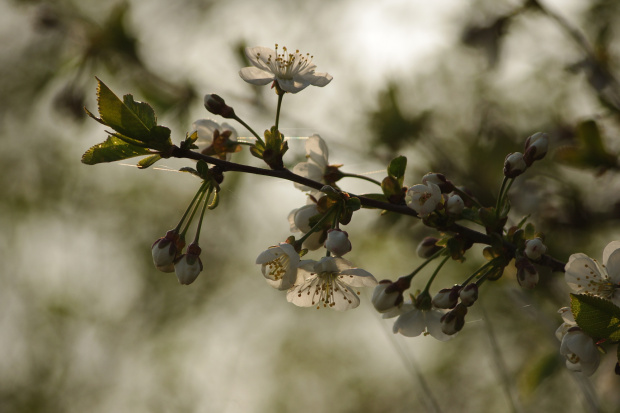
[82,135,151,165]
[388,156,407,182]
[570,293,620,340]
[519,352,561,397]
[555,120,617,171]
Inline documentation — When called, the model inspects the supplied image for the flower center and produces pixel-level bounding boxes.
[418,192,432,206]
[264,254,290,281]
[265,44,314,79]
[296,272,354,309]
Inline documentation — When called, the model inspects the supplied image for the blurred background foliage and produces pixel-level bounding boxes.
[2,0,620,412]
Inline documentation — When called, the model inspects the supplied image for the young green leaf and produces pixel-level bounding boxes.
[137,155,162,169]
[85,78,172,149]
[82,135,151,165]
[387,156,407,185]
[570,293,620,340]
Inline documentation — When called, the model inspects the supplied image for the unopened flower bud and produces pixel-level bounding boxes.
[174,243,203,285]
[324,228,352,256]
[417,237,442,258]
[503,152,527,178]
[204,94,236,118]
[459,283,478,306]
[523,132,549,166]
[372,277,410,313]
[432,285,460,309]
[422,172,455,193]
[524,237,547,261]
[516,257,538,289]
[151,230,180,273]
[440,303,468,335]
[446,194,465,215]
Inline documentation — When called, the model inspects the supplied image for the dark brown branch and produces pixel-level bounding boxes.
[169,146,567,272]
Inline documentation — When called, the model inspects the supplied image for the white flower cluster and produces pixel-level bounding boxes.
[255,136,377,310]
[556,241,620,375]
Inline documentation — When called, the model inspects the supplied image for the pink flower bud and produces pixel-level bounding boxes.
[516,257,538,289]
[371,278,409,313]
[324,228,352,256]
[524,237,547,260]
[174,243,203,285]
[432,286,460,309]
[204,94,236,118]
[422,172,455,193]
[503,152,527,178]
[523,132,549,166]
[417,237,442,258]
[459,284,478,306]
[151,230,180,273]
[440,303,468,335]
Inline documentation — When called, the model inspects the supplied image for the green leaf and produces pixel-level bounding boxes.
[570,293,620,340]
[137,155,161,169]
[82,135,151,165]
[86,78,172,149]
[196,159,211,179]
[387,156,407,185]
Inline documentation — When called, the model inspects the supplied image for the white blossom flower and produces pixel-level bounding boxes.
[390,299,453,341]
[565,241,620,306]
[405,182,442,217]
[286,256,377,310]
[292,134,329,194]
[256,242,300,290]
[560,329,601,376]
[288,203,324,250]
[555,307,601,376]
[191,119,238,161]
[239,45,333,94]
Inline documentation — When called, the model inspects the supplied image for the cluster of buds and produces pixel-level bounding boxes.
[432,283,478,335]
[405,173,465,218]
[515,237,547,289]
[503,132,549,178]
[151,230,204,285]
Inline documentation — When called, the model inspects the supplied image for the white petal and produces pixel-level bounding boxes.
[564,253,604,293]
[330,283,360,311]
[393,308,425,337]
[287,276,321,307]
[425,310,453,341]
[239,67,274,85]
[292,161,324,191]
[244,46,276,71]
[305,134,329,169]
[339,269,378,287]
[277,78,309,93]
[191,119,219,143]
[603,242,620,283]
[306,72,333,87]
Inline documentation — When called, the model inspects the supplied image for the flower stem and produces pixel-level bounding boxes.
[341,172,382,186]
[180,182,210,239]
[193,186,213,244]
[460,261,494,287]
[422,255,450,294]
[495,176,509,218]
[404,248,445,282]
[232,115,264,145]
[175,181,209,232]
[274,92,284,133]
